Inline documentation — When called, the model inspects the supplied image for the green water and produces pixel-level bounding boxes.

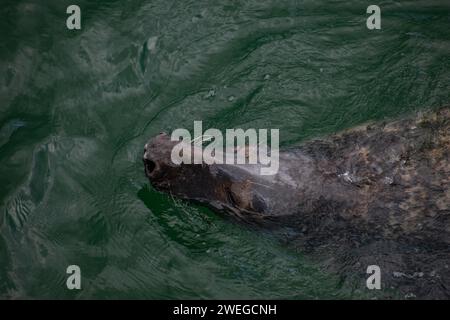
[0,0,449,299]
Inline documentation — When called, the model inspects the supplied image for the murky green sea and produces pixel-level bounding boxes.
[0,0,449,299]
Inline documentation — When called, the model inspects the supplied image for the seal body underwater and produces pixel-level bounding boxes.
[143,107,450,298]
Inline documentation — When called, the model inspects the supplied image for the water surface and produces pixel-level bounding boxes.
[0,0,449,298]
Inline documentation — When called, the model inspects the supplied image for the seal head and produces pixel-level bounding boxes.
[143,132,278,219]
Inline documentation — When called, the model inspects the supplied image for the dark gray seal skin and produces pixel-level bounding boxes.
[143,107,450,299]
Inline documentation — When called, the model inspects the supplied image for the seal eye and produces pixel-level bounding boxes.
[251,194,267,213]
[144,159,156,174]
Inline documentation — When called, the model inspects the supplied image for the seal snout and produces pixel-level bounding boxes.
[143,132,173,180]
[143,150,160,179]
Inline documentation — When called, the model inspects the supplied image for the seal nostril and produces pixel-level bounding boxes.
[144,159,156,174]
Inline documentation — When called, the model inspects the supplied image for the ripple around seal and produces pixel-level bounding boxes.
[1,0,449,299]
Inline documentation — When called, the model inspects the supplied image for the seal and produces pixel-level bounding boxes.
[143,107,450,298]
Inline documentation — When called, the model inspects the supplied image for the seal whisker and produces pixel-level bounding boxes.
[247,180,274,189]
[189,135,214,144]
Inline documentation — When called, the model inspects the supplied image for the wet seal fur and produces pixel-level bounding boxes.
[143,107,450,299]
